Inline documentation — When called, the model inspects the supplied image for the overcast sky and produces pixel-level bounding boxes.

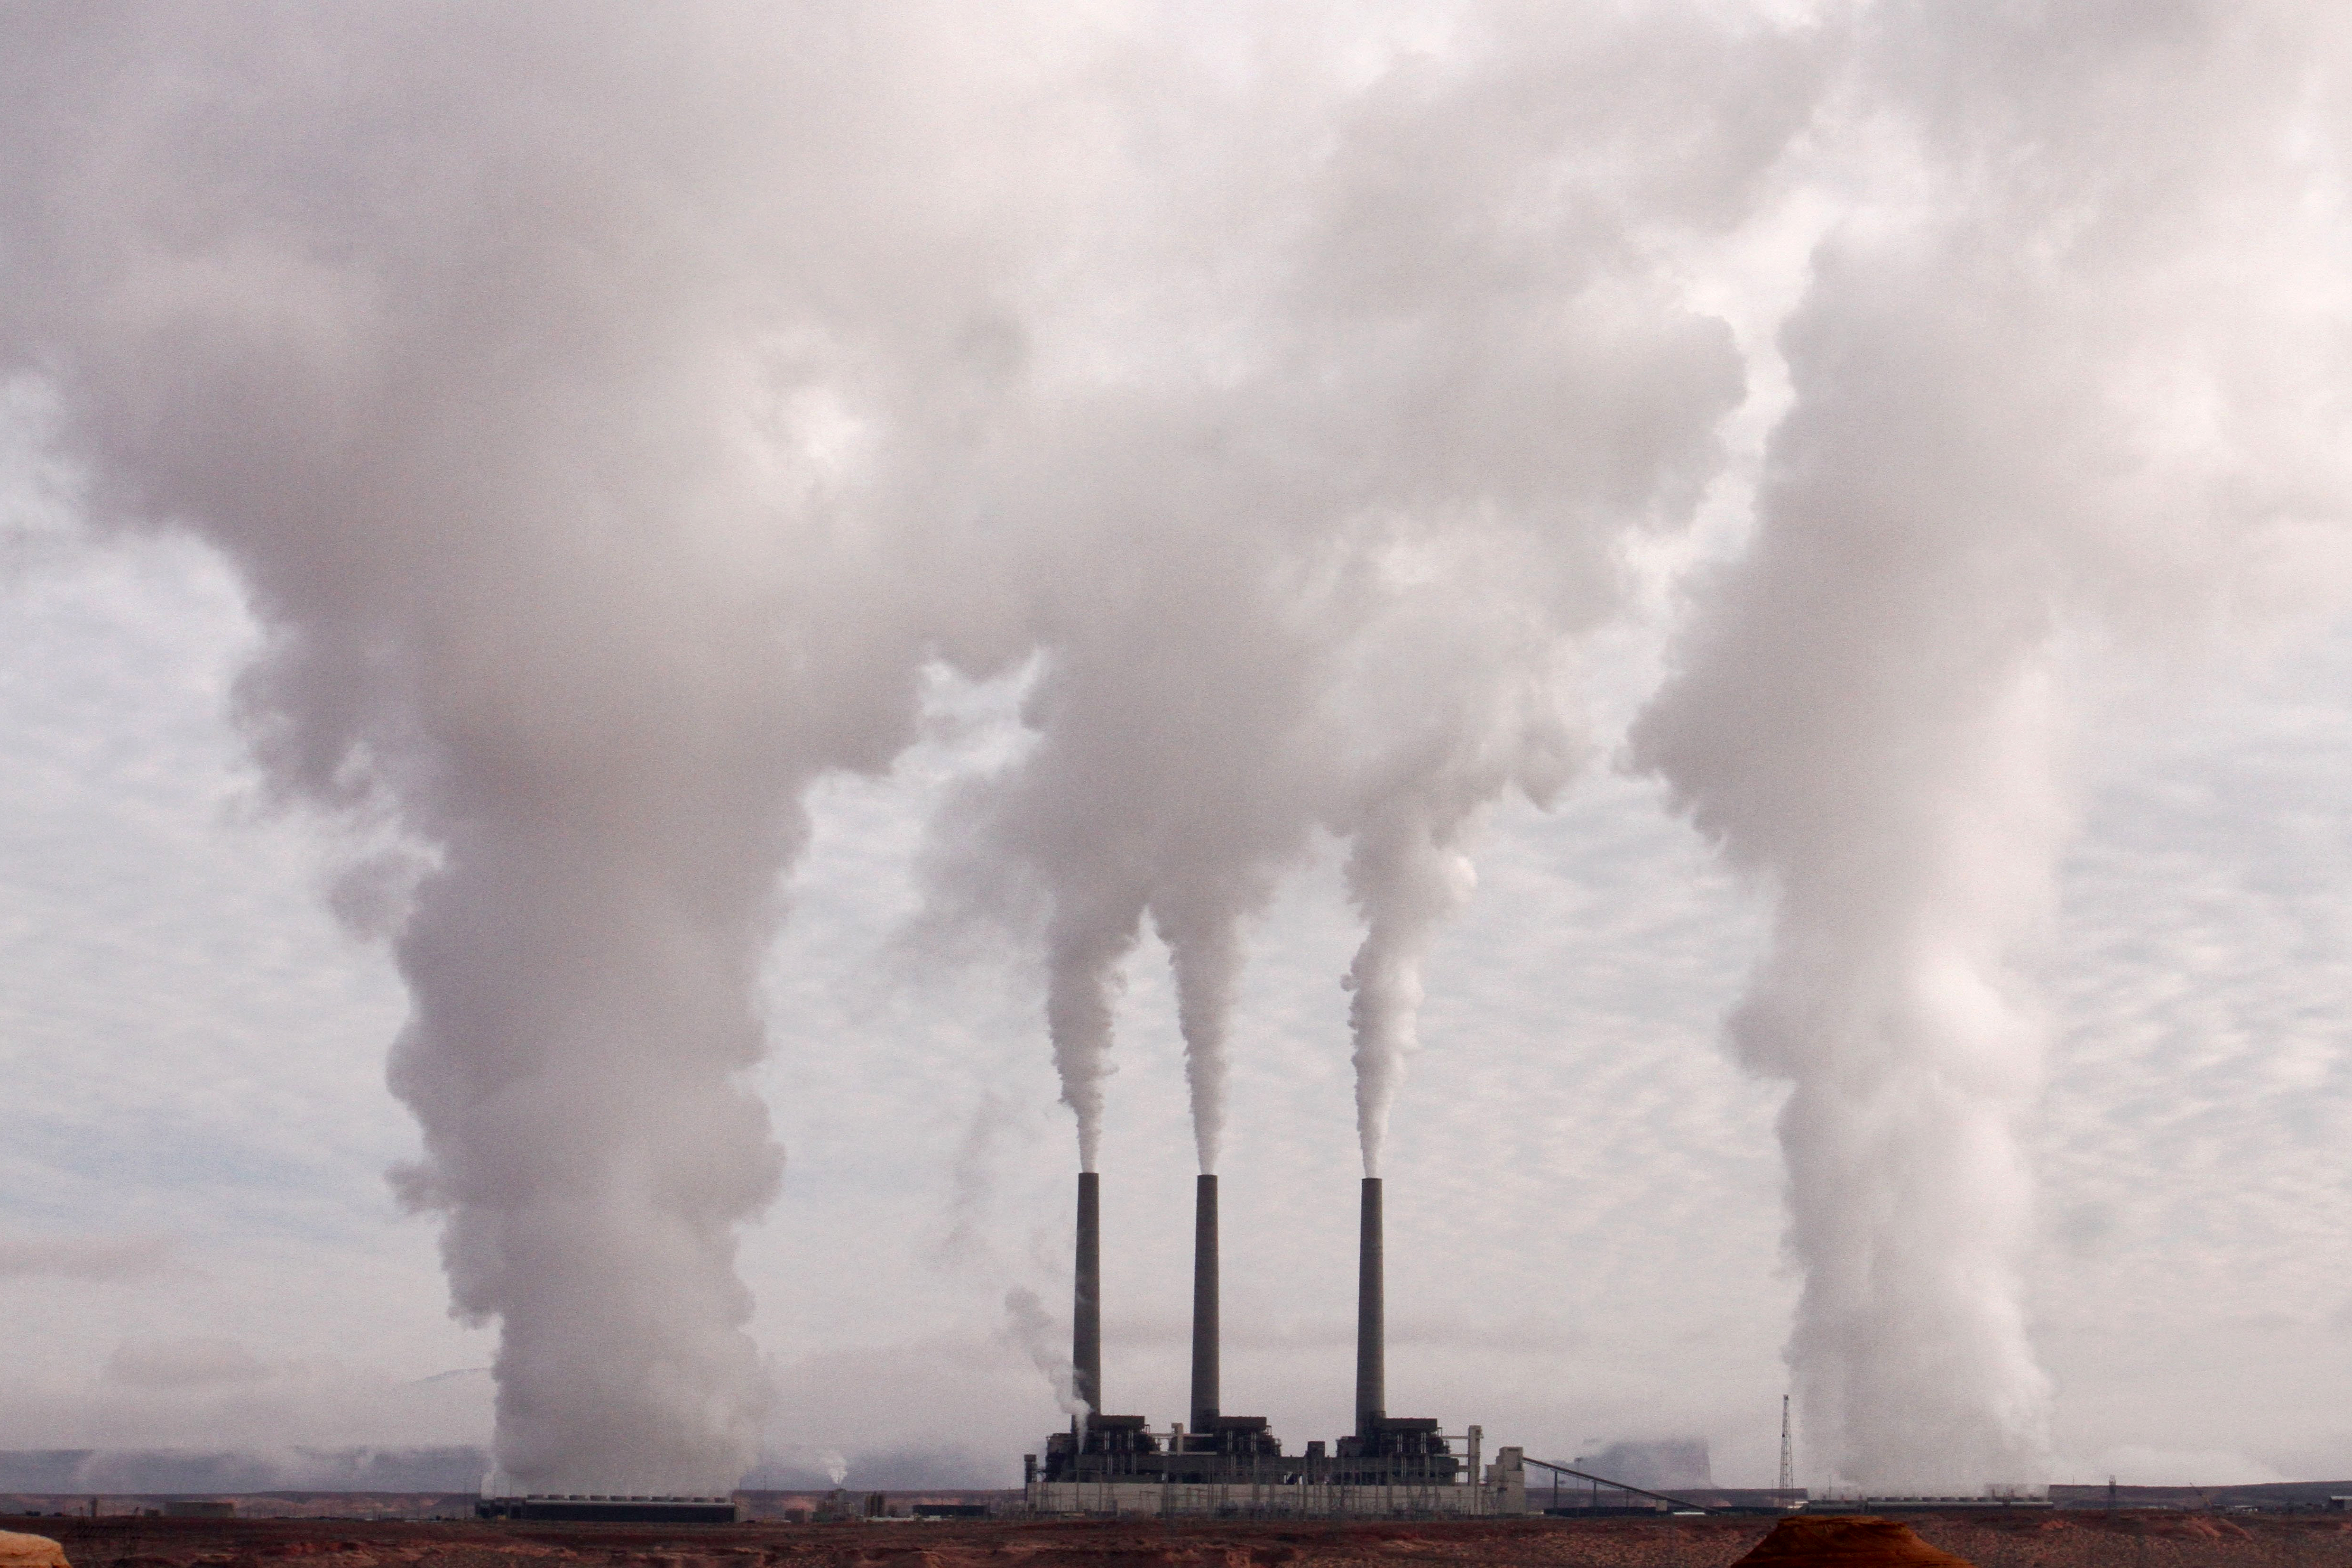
[3,1,2350,1496]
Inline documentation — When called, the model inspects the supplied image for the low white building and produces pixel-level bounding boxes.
[1027,1446,1528,1518]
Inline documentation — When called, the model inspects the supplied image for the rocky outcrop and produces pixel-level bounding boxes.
[0,1531,68,1568]
[1734,1517,1976,1568]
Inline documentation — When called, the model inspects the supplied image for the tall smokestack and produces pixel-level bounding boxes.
[1190,1174,1219,1433]
[1074,1171,1100,1420]
[1355,1176,1384,1440]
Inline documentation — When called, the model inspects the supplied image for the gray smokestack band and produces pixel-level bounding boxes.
[1074,1171,1100,1419]
[1190,1173,1219,1432]
[1355,1176,1384,1439]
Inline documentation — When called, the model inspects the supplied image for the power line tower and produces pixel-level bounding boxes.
[1778,1394,1795,1497]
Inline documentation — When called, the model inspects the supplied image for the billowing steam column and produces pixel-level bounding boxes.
[1074,1171,1102,1420]
[1355,1176,1384,1438]
[1191,1174,1219,1431]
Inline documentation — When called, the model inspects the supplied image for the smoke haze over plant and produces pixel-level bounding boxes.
[923,6,1807,1179]
[3,0,2349,1502]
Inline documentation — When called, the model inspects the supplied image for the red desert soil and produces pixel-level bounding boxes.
[12,1512,2352,1568]
[1731,1517,1974,1568]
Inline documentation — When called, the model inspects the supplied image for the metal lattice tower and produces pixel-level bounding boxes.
[1778,1394,1794,1495]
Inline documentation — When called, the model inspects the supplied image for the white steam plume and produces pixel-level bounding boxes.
[0,5,1084,1493]
[1633,0,2352,1493]
[1339,806,1482,1180]
[935,4,1822,1180]
[1002,1287,1087,1424]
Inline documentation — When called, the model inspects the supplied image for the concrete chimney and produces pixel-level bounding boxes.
[1190,1174,1219,1434]
[1355,1176,1384,1440]
[1074,1171,1100,1420]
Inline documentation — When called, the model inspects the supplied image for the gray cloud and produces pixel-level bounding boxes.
[0,1236,172,1283]
[103,1338,271,1391]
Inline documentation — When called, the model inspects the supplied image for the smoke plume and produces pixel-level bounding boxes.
[0,4,1078,1492]
[932,4,1819,1180]
[1633,0,2352,1492]
[1001,1288,1085,1424]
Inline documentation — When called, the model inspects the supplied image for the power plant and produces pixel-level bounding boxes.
[1025,1173,1527,1516]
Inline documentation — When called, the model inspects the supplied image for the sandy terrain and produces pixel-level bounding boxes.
[9,1509,2352,1568]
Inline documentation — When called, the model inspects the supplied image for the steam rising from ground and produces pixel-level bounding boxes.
[0,4,1058,1491]
[1634,0,2352,1492]
[7,0,2348,1501]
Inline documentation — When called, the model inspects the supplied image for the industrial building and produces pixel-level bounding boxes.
[474,1495,740,1523]
[1025,1172,1528,1517]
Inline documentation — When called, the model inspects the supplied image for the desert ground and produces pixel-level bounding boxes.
[10,1510,2352,1568]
